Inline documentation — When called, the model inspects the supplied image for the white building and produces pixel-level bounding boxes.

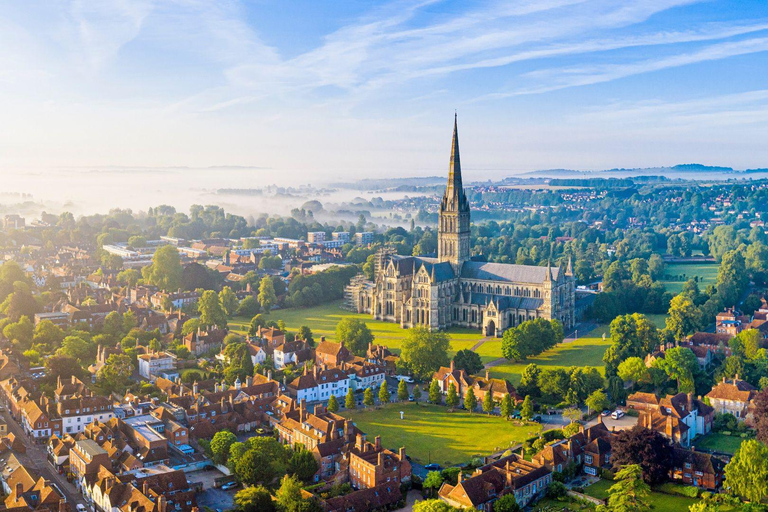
[60,396,115,435]
[355,232,374,246]
[307,231,326,243]
[287,366,349,403]
[138,352,177,380]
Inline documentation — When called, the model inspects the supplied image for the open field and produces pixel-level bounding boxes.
[230,300,484,356]
[584,479,700,512]
[660,262,719,295]
[694,433,746,454]
[340,403,540,466]
[485,337,611,385]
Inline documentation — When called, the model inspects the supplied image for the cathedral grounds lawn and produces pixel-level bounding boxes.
[582,479,702,512]
[340,403,540,467]
[660,261,719,295]
[585,313,668,338]
[230,300,484,357]
[483,337,612,385]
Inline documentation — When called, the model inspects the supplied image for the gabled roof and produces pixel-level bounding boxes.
[461,261,561,284]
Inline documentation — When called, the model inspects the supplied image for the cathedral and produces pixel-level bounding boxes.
[346,116,576,336]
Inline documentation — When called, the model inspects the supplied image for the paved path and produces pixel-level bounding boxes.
[1,408,86,508]
[468,336,492,352]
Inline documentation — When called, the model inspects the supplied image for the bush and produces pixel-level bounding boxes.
[722,431,732,436]
[741,433,750,438]
[625,409,640,417]
[657,482,700,498]
[547,481,568,499]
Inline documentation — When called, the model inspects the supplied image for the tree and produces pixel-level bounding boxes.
[45,355,86,382]
[363,387,374,407]
[57,335,94,363]
[345,388,355,410]
[234,486,275,512]
[502,318,564,361]
[412,501,458,512]
[563,407,582,423]
[287,448,320,482]
[752,388,768,444]
[198,290,228,329]
[142,245,182,290]
[429,379,442,404]
[446,382,459,408]
[210,431,237,465]
[400,327,451,380]
[3,316,33,349]
[493,494,520,512]
[275,474,323,512]
[723,439,768,503]
[378,380,390,404]
[653,346,700,393]
[413,383,422,401]
[479,389,494,414]
[219,286,239,317]
[335,318,375,356]
[33,320,64,349]
[258,276,277,312]
[327,394,339,413]
[585,389,609,415]
[98,354,134,393]
[453,349,483,375]
[296,326,314,345]
[500,393,513,419]
[606,464,651,512]
[610,426,673,484]
[464,388,478,412]
[116,268,141,287]
[237,296,260,317]
[423,471,444,498]
[521,395,534,421]
[603,313,660,377]
[666,294,702,341]
[617,357,648,386]
[397,379,409,401]
[518,364,541,397]
[235,438,288,485]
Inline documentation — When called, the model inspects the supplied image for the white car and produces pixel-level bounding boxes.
[395,375,414,383]
[611,410,625,420]
[76,505,87,512]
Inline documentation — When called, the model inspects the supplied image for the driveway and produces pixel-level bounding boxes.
[586,413,638,431]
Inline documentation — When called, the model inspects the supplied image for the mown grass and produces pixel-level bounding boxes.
[584,479,701,512]
[660,262,719,295]
[486,337,611,385]
[694,432,746,454]
[340,402,540,466]
[230,300,484,357]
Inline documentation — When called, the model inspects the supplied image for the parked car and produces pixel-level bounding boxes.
[532,415,542,423]
[611,410,625,420]
[601,409,611,417]
[424,463,441,471]
[221,481,240,491]
[76,505,87,512]
[511,411,521,419]
[396,375,414,383]
[409,395,415,401]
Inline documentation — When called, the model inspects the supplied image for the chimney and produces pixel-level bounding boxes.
[378,451,384,466]
[485,369,490,380]
[221,397,226,414]
[399,447,406,462]
[15,483,23,498]
[143,481,149,496]
[356,433,364,451]
[375,435,382,451]
[458,471,463,484]
[158,495,167,512]
[736,373,740,381]
[246,376,253,387]
[59,499,66,512]
[344,420,350,441]
[267,370,273,381]
[450,359,454,372]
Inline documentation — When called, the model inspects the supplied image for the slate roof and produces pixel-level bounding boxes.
[461,261,560,284]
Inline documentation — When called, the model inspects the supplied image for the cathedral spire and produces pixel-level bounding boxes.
[447,112,462,198]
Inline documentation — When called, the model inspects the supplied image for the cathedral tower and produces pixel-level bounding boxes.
[438,114,471,270]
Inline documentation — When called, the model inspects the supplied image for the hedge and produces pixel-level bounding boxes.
[657,482,700,498]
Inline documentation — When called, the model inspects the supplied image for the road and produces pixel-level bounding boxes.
[1,408,86,509]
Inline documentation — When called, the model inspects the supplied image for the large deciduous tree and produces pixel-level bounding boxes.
[335,318,374,356]
[610,426,673,485]
[723,439,768,503]
[452,349,483,375]
[198,290,228,329]
[400,327,450,380]
[142,245,182,291]
[606,464,651,512]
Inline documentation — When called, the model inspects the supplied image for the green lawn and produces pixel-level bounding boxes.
[694,433,746,454]
[584,480,700,512]
[339,403,540,466]
[660,262,719,295]
[230,300,484,356]
[487,337,611,385]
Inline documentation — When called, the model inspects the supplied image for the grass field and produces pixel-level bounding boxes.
[584,479,701,512]
[660,262,719,294]
[230,300,484,356]
[694,433,746,454]
[485,337,611,385]
[340,403,540,466]
[586,313,668,338]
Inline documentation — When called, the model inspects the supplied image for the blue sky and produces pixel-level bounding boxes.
[1,0,767,182]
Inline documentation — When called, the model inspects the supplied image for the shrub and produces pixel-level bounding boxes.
[658,482,700,498]
[722,431,732,436]
[741,433,749,438]
[625,409,640,417]
[547,481,568,499]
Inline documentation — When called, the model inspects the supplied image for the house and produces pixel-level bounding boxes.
[286,365,350,403]
[323,483,403,512]
[2,464,71,512]
[315,340,352,367]
[705,375,756,421]
[432,362,520,406]
[150,289,199,310]
[438,454,551,510]
[184,327,227,356]
[347,361,386,392]
[273,340,314,369]
[348,433,411,489]
[670,447,726,490]
[138,351,177,380]
[716,308,750,336]
[69,439,110,489]
[532,420,613,475]
[630,392,714,447]
[433,360,471,396]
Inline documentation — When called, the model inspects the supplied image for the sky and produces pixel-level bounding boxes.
[1,0,768,184]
